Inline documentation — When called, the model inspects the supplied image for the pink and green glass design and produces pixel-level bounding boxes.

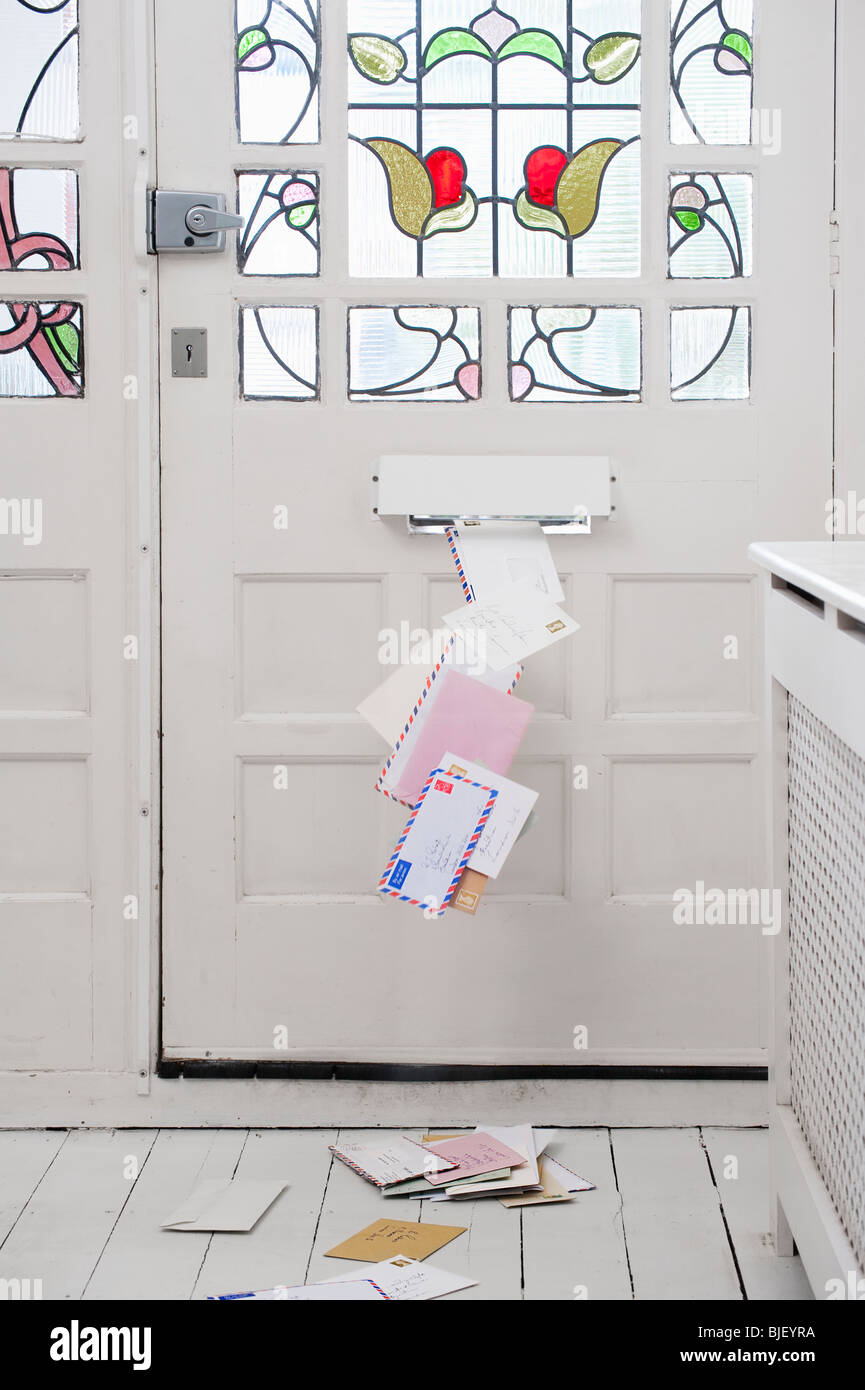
[0,167,82,396]
[235,0,320,144]
[670,0,754,145]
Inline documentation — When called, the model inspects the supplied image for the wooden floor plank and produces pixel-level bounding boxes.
[702,1127,813,1302]
[522,1130,633,1301]
[192,1129,336,1299]
[0,1130,157,1301]
[612,1128,742,1301]
[0,1130,68,1247]
[416,1126,522,1301]
[305,1129,424,1285]
[83,1129,246,1301]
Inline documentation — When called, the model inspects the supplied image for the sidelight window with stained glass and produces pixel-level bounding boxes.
[347,1,642,278]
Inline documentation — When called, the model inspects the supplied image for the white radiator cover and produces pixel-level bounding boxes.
[751,540,865,1298]
[787,698,865,1272]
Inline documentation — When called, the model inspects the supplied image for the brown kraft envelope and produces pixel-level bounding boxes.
[450,867,488,915]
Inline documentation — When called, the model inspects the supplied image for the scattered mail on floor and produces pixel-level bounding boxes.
[161,1179,288,1233]
[317,1253,478,1301]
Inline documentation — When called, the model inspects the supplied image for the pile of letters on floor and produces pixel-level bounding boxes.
[207,1126,595,1301]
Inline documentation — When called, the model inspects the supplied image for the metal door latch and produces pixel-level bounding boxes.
[147,190,244,254]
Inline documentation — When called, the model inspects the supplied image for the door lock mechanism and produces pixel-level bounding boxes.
[147,190,244,253]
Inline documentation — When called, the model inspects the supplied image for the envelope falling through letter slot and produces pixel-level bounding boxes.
[357,522,581,916]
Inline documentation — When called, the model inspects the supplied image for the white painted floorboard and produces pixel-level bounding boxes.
[611,1128,742,1301]
[701,1128,813,1302]
[0,1127,814,1301]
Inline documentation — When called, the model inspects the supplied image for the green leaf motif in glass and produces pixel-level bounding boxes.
[424,28,492,69]
[349,34,408,84]
[514,188,566,238]
[584,33,641,83]
[424,191,478,239]
[722,30,753,64]
[238,27,269,62]
[498,30,565,68]
[287,202,316,229]
[674,208,702,231]
[45,322,80,372]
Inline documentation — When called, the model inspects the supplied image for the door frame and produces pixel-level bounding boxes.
[149,0,838,1094]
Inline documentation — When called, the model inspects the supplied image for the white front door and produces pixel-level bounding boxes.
[157,0,834,1067]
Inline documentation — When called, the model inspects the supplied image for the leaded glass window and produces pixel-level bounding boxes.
[347,1,642,278]
[230,2,757,405]
[670,305,750,400]
[668,172,752,279]
[0,168,79,271]
[0,0,79,141]
[240,305,319,399]
[509,305,641,402]
[0,300,83,397]
[236,1,320,144]
[670,0,754,145]
[238,172,320,276]
[348,306,481,401]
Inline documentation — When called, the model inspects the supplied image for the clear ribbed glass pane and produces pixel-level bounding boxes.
[348,306,481,401]
[509,305,641,402]
[240,305,319,399]
[671,306,750,401]
[0,0,79,140]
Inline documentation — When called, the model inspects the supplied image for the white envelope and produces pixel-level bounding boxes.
[357,662,435,747]
[208,1280,389,1301]
[542,1156,596,1193]
[442,584,580,671]
[378,772,498,916]
[161,1178,288,1232]
[318,1253,478,1301]
[440,752,538,878]
[448,522,564,604]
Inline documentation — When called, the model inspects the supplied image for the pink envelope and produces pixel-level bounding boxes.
[424,1131,528,1187]
[387,669,533,808]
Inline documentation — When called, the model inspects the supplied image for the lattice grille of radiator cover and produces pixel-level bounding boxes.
[787,696,865,1271]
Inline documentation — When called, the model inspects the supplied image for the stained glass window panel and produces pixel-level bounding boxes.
[0,168,79,270]
[669,172,752,279]
[0,0,79,140]
[237,172,319,276]
[670,0,753,145]
[0,300,83,397]
[236,0,320,144]
[240,305,319,399]
[348,0,641,278]
[348,306,481,402]
[670,306,750,401]
[509,305,641,402]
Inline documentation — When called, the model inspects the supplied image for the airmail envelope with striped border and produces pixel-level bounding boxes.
[378,770,498,916]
